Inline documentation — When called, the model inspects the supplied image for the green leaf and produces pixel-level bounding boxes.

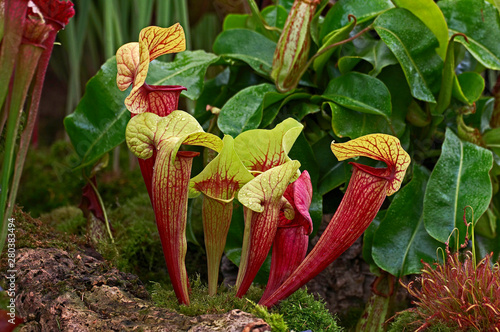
[423,129,493,244]
[483,127,500,160]
[261,92,310,128]
[260,90,297,128]
[313,19,356,73]
[319,0,394,41]
[452,72,485,105]
[363,40,399,76]
[223,14,250,31]
[392,0,448,59]
[377,65,412,135]
[323,72,392,119]
[213,29,276,76]
[372,165,444,277]
[218,83,277,137]
[285,100,321,120]
[362,212,384,275]
[261,5,288,29]
[328,102,393,139]
[312,134,350,195]
[374,8,443,102]
[193,68,230,122]
[338,40,398,76]
[146,50,220,100]
[64,57,129,169]
[464,97,495,133]
[65,51,220,168]
[440,0,500,70]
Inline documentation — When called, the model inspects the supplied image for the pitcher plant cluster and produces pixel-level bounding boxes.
[115,24,410,306]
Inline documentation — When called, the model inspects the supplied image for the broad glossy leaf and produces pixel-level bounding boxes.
[483,127,500,160]
[222,14,250,31]
[259,90,296,128]
[193,68,230,122]
[324,72,392,119]
[374,8,443,102]
[423,129,493,244]
[285,100,320,120]
[261,92,310,128]
[146,50,220,100]
[377,65,412,135]
[64,57,129,169]
[362,212,384,275]
[213,29,276,76]
[372,165,444,277]
[392,0,448,59]
[312,134,350,195]
[452,72,485,105]
[440,0,500,70]
[319,0,394,41]
[328,102,394,139]
[65,51,219,168]
[217,83,277,137]
[338,40,398,76]
[464,97,495,133]
[261,5,288,29]
[313,19,356,73]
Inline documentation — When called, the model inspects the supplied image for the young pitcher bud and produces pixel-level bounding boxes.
[271,0,319,92]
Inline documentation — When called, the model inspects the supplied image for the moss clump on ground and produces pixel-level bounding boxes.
[151,278,343,332]
[150,275,264,316]
[151,277,288,331]
[41,205,86,235]
[275,288,343,332]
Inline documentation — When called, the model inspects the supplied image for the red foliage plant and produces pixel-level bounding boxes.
[402,249,500,331]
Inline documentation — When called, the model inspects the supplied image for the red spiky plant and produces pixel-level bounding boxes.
[401,210,500,331]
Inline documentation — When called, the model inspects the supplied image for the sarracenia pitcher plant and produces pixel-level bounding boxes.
[260,134,410,307]
[116,24,187,201]
[126,111,222,305]
[189,135,254,296]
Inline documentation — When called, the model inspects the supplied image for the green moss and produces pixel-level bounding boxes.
[41,206,86,235]
[150,279,346,332]
[6,207,84,251]
[150,275,265,316]
[17,141,85,216]
[250,301,288,332]
[275,288,343,332]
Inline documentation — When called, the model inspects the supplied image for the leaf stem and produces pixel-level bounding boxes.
[83,173,115,244]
